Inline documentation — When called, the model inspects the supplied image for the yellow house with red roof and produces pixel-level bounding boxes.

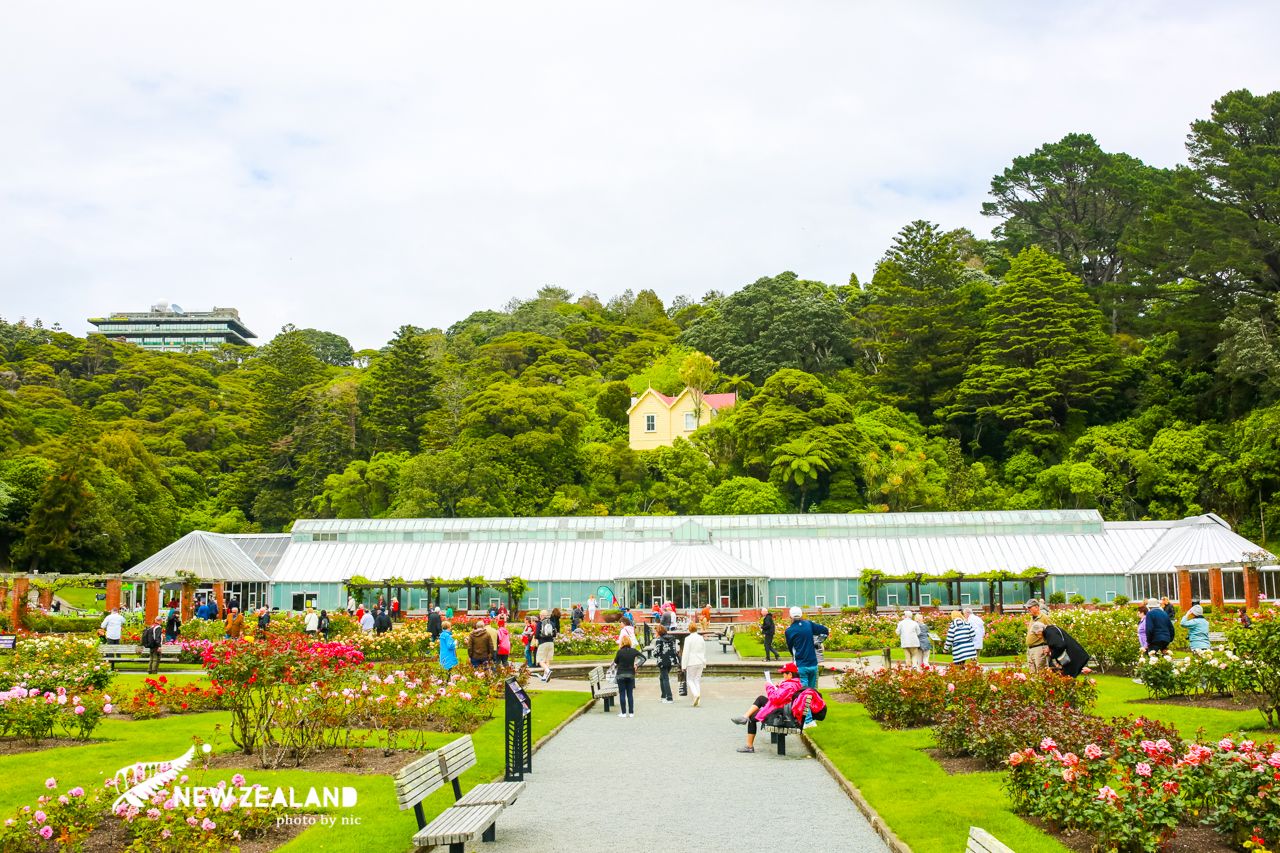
[627,387,737,450]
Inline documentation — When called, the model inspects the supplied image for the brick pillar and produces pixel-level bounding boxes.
[1243,565,1261,611]
[144,580,161,626]
[0,582,8,612]
[37,587,54,610]
[10,577,30,630]
[1177,569,1193,613]
[212,582,225,614]
[181,583,196,623]
[1208,567,1225,610]
[105,579,122,612]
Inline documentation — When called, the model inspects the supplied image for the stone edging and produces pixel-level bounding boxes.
[531,695,595,755]
[801,732,913,853]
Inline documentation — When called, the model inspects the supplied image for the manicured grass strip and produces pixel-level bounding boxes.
[1090,674,1268,739]
[0,691,591,853]
[808,704,1069,853]
[109,671,211,691]
[55,586,105,611]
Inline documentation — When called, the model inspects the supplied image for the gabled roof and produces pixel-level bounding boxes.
[1129,514,1274,573]
[615,543,763,580]
[124,530,272,582]
[626,387,737,415]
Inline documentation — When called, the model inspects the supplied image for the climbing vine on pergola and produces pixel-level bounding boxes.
[342,575,530,612]
[858,567,1049,610]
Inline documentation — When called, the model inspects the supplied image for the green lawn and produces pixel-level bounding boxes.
[1090,674,1268,739]
[109,671,211,691]
[55,586,106,611]
[732,632,1020,664]
[0,689,591,852]
[811,672,1268,853]
[809,703,1069,853]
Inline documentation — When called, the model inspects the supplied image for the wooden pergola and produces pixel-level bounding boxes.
[865,570,1049,613]
[342,577,529,614]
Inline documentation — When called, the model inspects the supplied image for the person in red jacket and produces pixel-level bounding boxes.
[729,662,810,753]
[390,598,401,622]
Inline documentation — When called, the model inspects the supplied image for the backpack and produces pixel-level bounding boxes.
[141,626,161,649]
[318,614,330,632]
[540,619,554,639]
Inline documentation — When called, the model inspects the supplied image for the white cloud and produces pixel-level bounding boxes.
[1,1,1277,349]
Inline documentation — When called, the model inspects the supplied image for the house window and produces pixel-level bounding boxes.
[920,593,932,606]
[644,414,656,432]
[774,596,787,608]
[847,594,860,607]
[814,595,827,608]
[1105,590,1117,603]
[684,412,697,431]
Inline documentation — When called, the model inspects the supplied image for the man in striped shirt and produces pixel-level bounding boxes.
[944,610,979,665]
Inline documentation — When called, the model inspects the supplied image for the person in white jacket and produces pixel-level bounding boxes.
[963,607,985,657]
[680,623,708,707]
[896,610,921,667]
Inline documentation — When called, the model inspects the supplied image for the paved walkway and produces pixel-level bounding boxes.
[499,671,889,853]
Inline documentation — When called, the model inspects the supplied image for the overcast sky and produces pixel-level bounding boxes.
[2,2,1277,350]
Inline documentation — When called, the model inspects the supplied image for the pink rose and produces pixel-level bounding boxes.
[1136,762,1152,777]
[231,773,246,787]
[44,778,57,789]
[1084,744,1103,760]
[103,704,114,714]
[201,818,217,831]
[74,706,86,715]
[161,829,171,839]
[33,810,46,824]
[39,826,53,840]
[1040,737,1058,751]
[68,788,83,798]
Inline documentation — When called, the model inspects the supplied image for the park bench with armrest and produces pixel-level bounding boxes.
[393,750,505,853]
[587,665,618,712]
[98,643,183,669]
[717,626,735,653]
[761,693,813,756]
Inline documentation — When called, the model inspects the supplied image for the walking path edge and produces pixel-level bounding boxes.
[802,731,915,853]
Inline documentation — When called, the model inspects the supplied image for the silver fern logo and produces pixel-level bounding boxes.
[111,742,357,814]
[112,745,202,810]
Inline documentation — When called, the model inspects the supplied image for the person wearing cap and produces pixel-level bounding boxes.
[1160,596,1178,621]
[680,622,707,706]
[731,662,803,752]
[784,606,830,689]
[896,609,921,667]
[141,616,166,674]
[1144,598,1174,652]
[1024,599,1052,671]
[1180,604,1211,651]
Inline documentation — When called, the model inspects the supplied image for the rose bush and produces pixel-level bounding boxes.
[0,636,113,692]
[119,677,226,720]
[1134,649,1254,700]
[0,686,109,742]
[0,771,288,853]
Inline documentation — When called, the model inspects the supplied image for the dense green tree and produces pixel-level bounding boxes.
[948,247,1121,451]
[855,221,988,422]
[700,476,789,515]
[983,133,1164,332]
[367,325,436,452]
[296,328,356,366]
[681,272,855,382]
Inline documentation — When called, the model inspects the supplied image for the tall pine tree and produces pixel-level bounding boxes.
[948,246,1119,451]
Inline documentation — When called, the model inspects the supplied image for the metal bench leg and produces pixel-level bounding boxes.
[483,822,496,842]
[449,843,464,853]
[770,732,777,744]
[603,696,613,712]
[777,735,786,756]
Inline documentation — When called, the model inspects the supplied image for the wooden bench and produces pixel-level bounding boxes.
[393,751,504,853]
[587,665,618,712]
[718,626,735,653]
[436,735,526,807]
[99,644,183,669]
[967,826,1015,853]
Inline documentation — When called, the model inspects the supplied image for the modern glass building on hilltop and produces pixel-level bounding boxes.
[126,511,1278,614]
[88,303,255,351]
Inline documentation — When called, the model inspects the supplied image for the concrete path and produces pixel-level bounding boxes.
[495,673,889,853]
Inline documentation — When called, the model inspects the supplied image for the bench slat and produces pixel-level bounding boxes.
[394,754,446,808]
[455,781,525,807]
[967,826,1014,853]
[437,736,478,780]
[414,803,502,847]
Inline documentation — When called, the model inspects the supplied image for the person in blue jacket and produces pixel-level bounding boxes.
[1180,604,1211,651]
[1144,598,1174,652]
[438,621,458,671]
[784,606,830,689]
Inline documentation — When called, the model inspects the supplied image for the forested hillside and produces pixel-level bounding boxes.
[2,89,1279,573]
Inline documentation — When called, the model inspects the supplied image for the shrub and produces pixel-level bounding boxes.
[0,635,113,692]
[1113,595,1130,606]
[1053,607,1142,673]
[22,615,103,634]
[1227,610,1280,728]
[980,615,1028,656]
[1069,594,1086,605]
[0,686,110,742]
[120,676,226,720]
[1048,591,1067,604]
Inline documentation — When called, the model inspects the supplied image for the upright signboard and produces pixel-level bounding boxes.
[504,677,533,782]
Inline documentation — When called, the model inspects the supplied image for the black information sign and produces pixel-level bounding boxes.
[0,635,16,650]
[504,677,533,782]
